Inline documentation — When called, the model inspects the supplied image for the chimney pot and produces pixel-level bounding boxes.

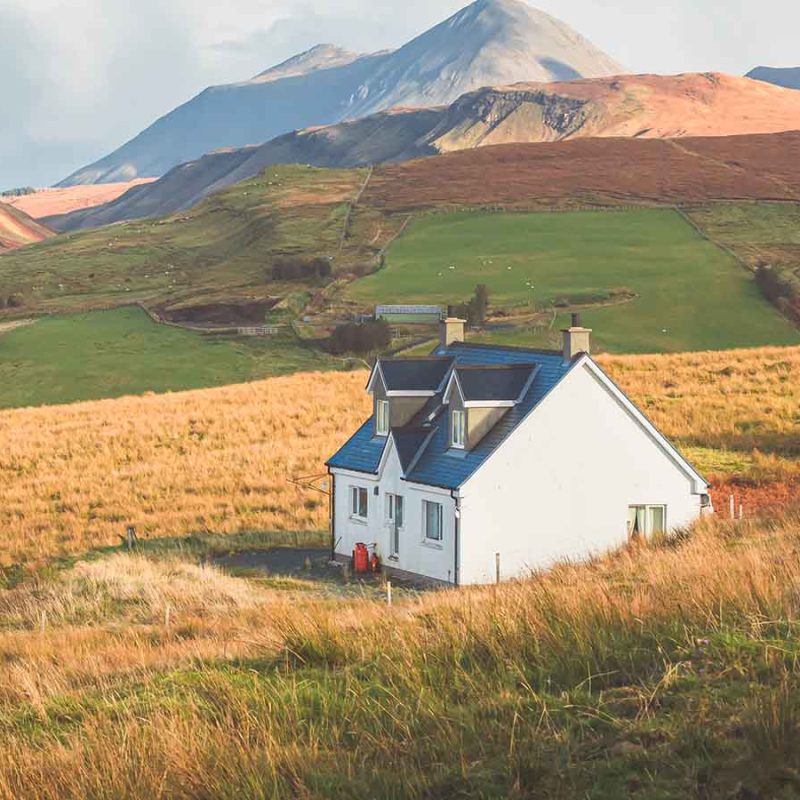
[440,317,466,348]
[561,316,592,361]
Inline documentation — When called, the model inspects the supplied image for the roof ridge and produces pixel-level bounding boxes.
[447,341,561,356]
[455,363,537,371]
[381,356,453,362]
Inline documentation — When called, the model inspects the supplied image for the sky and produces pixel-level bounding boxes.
[1,0,799,188]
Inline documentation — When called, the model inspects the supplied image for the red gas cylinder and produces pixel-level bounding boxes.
[370,552,380,574]
[353,543,369,574]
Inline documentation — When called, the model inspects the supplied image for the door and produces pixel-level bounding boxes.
[387,494,404,557]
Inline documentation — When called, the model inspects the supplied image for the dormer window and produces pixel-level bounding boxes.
[376,399,390,436]
[451,409,466,449]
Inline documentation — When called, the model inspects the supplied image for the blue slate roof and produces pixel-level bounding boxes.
[453,364,537,402]
[326,342,574,489]
[379,357,453,392]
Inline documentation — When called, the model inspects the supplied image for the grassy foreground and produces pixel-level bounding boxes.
[2,512,800,798]
[0,306,335,408]
[347,208,799,353]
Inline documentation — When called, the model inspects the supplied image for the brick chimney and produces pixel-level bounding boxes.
[562,313,592,361]
[440,317,466,348]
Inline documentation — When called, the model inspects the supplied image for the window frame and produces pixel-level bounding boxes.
[376,399,390,436]
[451,409,466,449]
[386,493,404,529]
[423,499,444,543]
[350,486,369,521]
[627,504,667,538]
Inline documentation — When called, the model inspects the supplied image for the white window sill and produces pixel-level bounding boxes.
[349,516,368,525]
[388,555,400,562]
[421,540,443,550]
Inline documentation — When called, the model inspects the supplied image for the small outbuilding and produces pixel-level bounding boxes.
[326,316,711,585]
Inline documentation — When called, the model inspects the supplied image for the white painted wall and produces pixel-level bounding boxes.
[458,360,704,584]
[332,442,457,584]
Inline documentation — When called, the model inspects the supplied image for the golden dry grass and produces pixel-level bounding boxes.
[0,370,371,566]
[1,512,800,797]
[598,345,800,456]
[0,344,798,568]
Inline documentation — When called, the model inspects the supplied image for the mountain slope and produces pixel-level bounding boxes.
[58,0,623,186]
[3,181,155,220]
[50,73,800,232]
[747,66,800,91]
[0,203,53,252]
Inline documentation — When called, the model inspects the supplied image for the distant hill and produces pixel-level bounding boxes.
[51,73,800,232]
[3,180,155,220]
[58,0,623,188]
[0,203,53,252]
[747,66,800,90]
[7,131,800,319]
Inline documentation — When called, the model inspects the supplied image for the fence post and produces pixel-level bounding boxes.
[495,552,501,585]
[387,580,392,606]
[729,494,735,520]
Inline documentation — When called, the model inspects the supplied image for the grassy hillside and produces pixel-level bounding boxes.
[0,306,335,409]
[0,345,797,568]
[1,154,799,409]
[0,165,384,316]
[347,208,800,353]
[0,344,799,796]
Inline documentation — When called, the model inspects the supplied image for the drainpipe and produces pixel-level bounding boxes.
[328,467,336,562]
[450,489,461,587]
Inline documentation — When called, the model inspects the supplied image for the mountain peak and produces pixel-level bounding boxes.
[251,44,363,84]
[58,0,624,186]
[343,0,624,117]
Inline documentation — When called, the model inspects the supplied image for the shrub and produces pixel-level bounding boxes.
[449,284,490,328]
[327,320,391,355]
[270,256,332,282]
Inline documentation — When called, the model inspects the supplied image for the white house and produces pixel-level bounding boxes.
[326,316,711,585]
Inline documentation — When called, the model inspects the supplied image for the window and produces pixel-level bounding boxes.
[386,493,404,528]
[627,505,666,538]
[350,486,368,520]
[423,500,443,542]
[376,399,390,436]
[451,409,466,449]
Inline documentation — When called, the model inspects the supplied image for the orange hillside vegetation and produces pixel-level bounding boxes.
[0,204,53,252]
[1,345,798,567]
[3,180,155,220]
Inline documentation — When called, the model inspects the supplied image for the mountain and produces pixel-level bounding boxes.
[49,72,800,232]
[58,0,623,186]
[747,66,800,91]
[0,203,53,252]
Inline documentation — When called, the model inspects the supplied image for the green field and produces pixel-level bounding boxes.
[347,209,800,353]
[0,307,335,408]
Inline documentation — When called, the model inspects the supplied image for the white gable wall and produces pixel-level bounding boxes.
[332,441,457,584]
[458,359,704,584]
